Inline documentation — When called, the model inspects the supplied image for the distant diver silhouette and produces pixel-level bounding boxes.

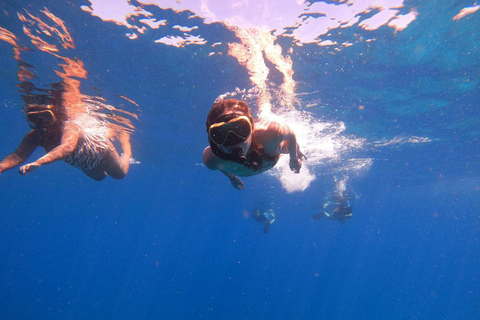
[313,191,353,223]
[253,209,276,234]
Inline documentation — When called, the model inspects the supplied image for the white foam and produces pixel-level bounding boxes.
[266,109,368,193]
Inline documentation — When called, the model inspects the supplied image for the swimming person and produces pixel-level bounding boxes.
[252,209,276,234]
[203,98,305,189]
[313,191,353,223]
[0,93,132,181]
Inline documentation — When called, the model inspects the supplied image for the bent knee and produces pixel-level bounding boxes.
[106,164,129,179]
[83,169,107,181]
[109,171,127,179]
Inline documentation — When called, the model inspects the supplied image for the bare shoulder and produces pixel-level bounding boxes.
[202,146,220,170]
[16,129,42,148]
[256,120,292,134]
[255,120,293,143]
[24,129,40,141]
[63,121,81,130]
[63,122,84,137]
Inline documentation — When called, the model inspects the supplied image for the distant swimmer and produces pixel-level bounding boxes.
[313,192,353,223]
[0,91,132,181]
[203,98,305,189]
[253,209,276,234]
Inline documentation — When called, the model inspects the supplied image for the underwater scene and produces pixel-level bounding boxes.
[0,0,479,319]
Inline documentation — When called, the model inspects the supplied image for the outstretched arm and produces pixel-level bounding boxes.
[0,130,39,173]
[19,125,80,175]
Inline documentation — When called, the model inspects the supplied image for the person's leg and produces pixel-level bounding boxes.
[103,133,131,179]
[82,168,107,181]
[119,131,132,158]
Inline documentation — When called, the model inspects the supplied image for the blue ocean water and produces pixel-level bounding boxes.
[0,1,479,320]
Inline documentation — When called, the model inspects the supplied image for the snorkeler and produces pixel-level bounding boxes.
[253,209,276,234]
[203,99,305,189]
[0,93,132,181]
[313,191,353,223]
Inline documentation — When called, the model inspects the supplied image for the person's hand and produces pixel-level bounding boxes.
[289,158,302,173]
[289,149,306,174]
[19,162,40,175]
[298,149,306,161]
[230,176,245,190]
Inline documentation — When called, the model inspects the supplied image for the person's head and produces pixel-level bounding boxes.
[25,104,57,128]
[206,99,254,160]
[23,85,68,129]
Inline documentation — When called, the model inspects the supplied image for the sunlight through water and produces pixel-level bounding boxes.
[79,0,431,192]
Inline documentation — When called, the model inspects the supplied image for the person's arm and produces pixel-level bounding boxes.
[19,125,80,175]
[270,122,305,173]
[0,130,39,173]
[283,127,301,173]
[286,139,305,174]
[220,170,245,190]
[202,146,245,190]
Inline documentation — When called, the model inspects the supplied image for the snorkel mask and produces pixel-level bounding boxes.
[25,104,56,128]
[208,115,253,159]
[208,115,252,146]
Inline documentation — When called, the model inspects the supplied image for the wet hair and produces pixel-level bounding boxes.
[206,98,278,171]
